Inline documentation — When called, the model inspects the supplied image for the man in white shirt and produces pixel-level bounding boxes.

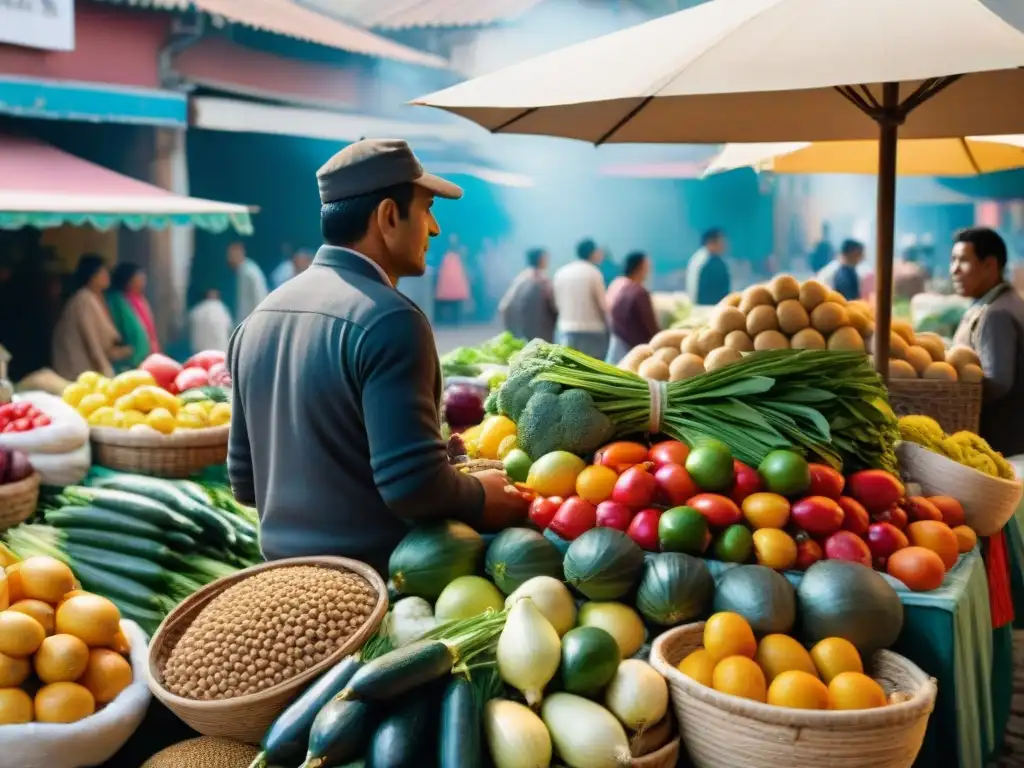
[271,248,313,289]
[227,242,269,323]
[552,239,609,360]
[189,288,234,353]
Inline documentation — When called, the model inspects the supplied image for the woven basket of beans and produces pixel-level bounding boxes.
[90,425,228,479]
[0,471,39,530]
[148,556,387,744]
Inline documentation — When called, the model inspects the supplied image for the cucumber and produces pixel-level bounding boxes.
[44,506,166,541]
[174,480,214,507]
[439,676,481,768]
[304,699,376,768]
[62,542,170,589]
[56,528,184,569]
[367,693,436,768]
[69,558,169,613]
[166,531,198,551]
[105,597,165,636]
[92,475,236,546]
[344,641,453,702]
[257,656,363,767]
[64,487,203,537]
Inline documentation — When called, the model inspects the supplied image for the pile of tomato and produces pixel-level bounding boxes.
[0,402,52,434]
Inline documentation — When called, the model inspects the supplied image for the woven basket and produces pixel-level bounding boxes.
[632,735,681,768]
[897,441,1023,536]
[0,472,40,530]
[91,425,228,478]
[148,556,388,744]
[886,379,981,435]
[649,623,936,768]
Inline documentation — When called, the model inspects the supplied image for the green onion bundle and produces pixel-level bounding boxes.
[506,342,898,472]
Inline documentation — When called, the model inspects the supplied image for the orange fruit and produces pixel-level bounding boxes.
[109,627,132,656]
[6,563,25,604]
[704,612,757,661]
[79,648,133,704]
[58,589,89,606]
[809,637,863,684]
[55,594,121,647]
[526,451,587,498]
[752,528,798,570]
[34,682,95,724]
[712,656,767,702]
[0,688,33,724]
[887,547,946,592]
[767,670,830,709]
[0,652,30,688]
[677,648,716,687]
[827,672,887,710]
[9,599,55,635]
[906,520,959,570]
[952,525,977,554]
[34,634,90,684]
[742,493,791,529]
[575,465,619,505]
[0,571,7,612]
[755,634,817,683]
[18,556,75,604]
[0,610,45,658]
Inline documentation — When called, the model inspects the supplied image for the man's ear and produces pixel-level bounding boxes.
[377,199,398,234]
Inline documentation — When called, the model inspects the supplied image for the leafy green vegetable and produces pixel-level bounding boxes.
[440,332,526,379]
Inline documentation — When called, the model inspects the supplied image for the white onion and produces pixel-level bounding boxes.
[497,598,561,707]
[485,698,553,768]
[604,659,669,731]
[505,576,577,636]
[541,692,631,768]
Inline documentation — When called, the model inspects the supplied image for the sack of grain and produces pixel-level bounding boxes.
[0,620,151,768]
[142,737,260,768]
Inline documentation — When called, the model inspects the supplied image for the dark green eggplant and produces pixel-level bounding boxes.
[367,693,437,768]
[343,641,453,701]
[301,698,375,768]
[438,676,481,768]
[250,656,362,768]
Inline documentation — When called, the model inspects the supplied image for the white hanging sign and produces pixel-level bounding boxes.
[0,0,74,52]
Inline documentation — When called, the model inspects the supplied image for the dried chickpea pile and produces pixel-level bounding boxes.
[161,566,377,701]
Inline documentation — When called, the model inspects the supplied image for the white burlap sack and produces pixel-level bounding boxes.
[0,620,153,768]
[26,442,92,487]
[0,393,89,455]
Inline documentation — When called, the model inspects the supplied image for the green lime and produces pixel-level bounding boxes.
[757,450,811,497]
[658,506,708,554]
[684,440,735,491]
[713,524,754,563]
[503,449,533,483]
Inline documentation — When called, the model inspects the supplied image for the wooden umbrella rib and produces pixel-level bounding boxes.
[834,85,875,115]
[960,137,983,175]
[492,108,538,134]
[900,75,962,114]
[855,84,882,111]
[595,95,656,146]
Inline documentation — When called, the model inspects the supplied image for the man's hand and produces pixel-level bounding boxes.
[476,469,530,531]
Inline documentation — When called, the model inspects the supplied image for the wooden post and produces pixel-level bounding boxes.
[872,82,900,380]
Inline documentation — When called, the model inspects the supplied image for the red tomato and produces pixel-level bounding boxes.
[0,416,8,431]
[612,466,658,509]
[686,493,742,528]
[626,508,662,551]
[838,497,870,536]
[729,460,763,504]
[904,497,943,523]
[31,415,51,429]
[11,402,30,419]
[654,463,698,507]
[648,440,690,467]
[823,530,872,567]
[790,496,844,538]
[174,367,210,393]
[594,441,649,472]
[874,505,909,531]
[807,464,845,499]
[9,418,31,432]
[795,537,824,571]
[549,497,597,540]
[140,353,184,391]
[1,422,16,433]
[0,403,14,419]
[529,496,562,529]
[595,501,634,531]
[184,349,227,371]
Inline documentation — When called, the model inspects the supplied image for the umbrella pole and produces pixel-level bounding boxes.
[872,82,901,380]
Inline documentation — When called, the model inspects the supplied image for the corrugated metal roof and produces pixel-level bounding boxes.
[307,0,547,30]
[94,0,448,67]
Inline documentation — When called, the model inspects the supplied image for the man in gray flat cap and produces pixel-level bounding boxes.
[226,139,528,574]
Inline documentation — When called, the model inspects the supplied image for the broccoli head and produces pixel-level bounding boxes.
[483,389,500,416]
[517,387,615,459]
[495,368,561,422]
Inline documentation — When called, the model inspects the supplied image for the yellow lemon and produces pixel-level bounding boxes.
[755,634,818,683]
[827,672,887,710]
[131,386,160,413]
[496,434,519,460]
[77,393,109,418]
[93,377,111,397]
[113,393,136,412]
[767,670,830,710]
[208,402,232,427]
[76,371,103,389]
[703,612,757,661]
[810,637,863,684]
[150,387,179,415]
[175,411,205,430]
[477,416,518,460]
[87,406,117,427]
[61,382,91,408]
[181,403,209,424]
[712,656,766,702]
[677,648,716,687]
[107,371,140,401]
[198,399,217,415]
[146,408,176,435]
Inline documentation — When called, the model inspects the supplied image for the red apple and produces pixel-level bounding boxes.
[612,466,658,509]
[928,495,966,528]
[790,496,844,538]
[596,500,634,531]
[649,440,690,467]
[549,497,597,540]
[846,470,905,513]
[686,493,742,528]
[529,496,562,529]
[807,464,845,499]
[627,508,662,551]
[867,522,909,561]
[838,497,871,536]
[654,463,699,506]
[824,530,872,567]
[729,460,763,504]
[796,537,824,571]
[904,496,944,523]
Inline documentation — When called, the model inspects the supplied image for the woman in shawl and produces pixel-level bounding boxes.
[107,262,158,371]
[51,255,132,379]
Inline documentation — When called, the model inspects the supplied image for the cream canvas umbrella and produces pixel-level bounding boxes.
[413,0,1024,370]
[706,135,1024,176]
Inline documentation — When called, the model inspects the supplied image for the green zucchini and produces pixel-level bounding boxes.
[174,479,214,507]
[69,558,170,613]
[56,528,184,568]
[438,676,481,768]
[63,487,203,537]
[165,531,198,551]
[367,692,436,768]
[344,641,453,702]
[303,699,376,768]
[61,543,170,589]
[44,506,166,541]
[92,475,236,546]
[256,656,363,767]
